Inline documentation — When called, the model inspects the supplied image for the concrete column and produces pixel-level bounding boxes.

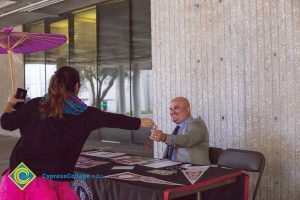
[0,25,23,137]
[56,57,67,69]
[132,64,140,117]
[117,65,125,114]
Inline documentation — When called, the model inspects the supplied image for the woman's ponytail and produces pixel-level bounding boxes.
[40,66,80,118]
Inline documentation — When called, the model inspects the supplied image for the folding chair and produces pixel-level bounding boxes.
[217,149,265,200]
[209,147,223,165]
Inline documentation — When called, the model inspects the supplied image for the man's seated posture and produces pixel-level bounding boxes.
[151,97,210,165]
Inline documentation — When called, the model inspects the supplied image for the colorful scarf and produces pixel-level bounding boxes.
[64,93,88,115]
[43,93,88,115]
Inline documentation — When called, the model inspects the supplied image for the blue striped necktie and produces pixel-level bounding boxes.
[167,125,180,160]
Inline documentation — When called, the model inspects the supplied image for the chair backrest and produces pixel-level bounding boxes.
[217,149,265,200]
[209,147,223,165]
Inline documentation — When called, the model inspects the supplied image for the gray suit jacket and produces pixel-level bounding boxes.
[163,117,210,165]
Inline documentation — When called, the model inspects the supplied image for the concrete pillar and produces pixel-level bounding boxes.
[0,25,23,137]
[117,65,125,114]
[132,64,140,117]
[56,57,67,69]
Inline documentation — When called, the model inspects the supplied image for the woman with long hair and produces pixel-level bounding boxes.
[0,66,154,199]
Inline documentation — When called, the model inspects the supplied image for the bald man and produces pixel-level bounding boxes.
[151,97,210,165]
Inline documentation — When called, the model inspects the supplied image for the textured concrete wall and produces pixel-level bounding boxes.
[0,25,23,137]
[151,0,300,199]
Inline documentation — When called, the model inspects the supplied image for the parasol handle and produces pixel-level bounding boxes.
[8,52,15,94]
[7,33,15,94]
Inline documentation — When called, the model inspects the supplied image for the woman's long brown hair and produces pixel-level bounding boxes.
[40,66,80,118]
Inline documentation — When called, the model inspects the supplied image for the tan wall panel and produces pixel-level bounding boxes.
[151,0,300,199]
[0,25,23,137]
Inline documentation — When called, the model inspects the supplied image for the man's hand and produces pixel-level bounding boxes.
[140,118,154,127]
[150,129,166,142]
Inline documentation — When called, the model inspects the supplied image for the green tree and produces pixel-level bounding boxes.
[80,66,118,108]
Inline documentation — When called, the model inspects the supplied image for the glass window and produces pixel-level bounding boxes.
[131,0,152,144]
[97,0,131,143]
[72,7,97,106]
[97,0,130,114]
[46,19,69,89]
[131,0,152,118]
[24,0,152,152]
[97,0,152,145]
[24,22,46,98]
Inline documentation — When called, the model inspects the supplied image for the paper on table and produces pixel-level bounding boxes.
[113,156,158,165]
[106,172,183,186]
[181,166,209,184]
[111,166,135,170]
[75,156,109,169]
[96,152,127,158]
[80,149,102,155]
[184,166,209,171]
[81,151,108,156]
[84,151,126,158]
[143,159,181,168]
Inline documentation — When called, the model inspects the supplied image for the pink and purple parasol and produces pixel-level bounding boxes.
[0,27,67,93]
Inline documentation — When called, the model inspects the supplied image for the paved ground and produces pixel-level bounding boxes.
[0,136,17,182]
[0,135,152,182]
